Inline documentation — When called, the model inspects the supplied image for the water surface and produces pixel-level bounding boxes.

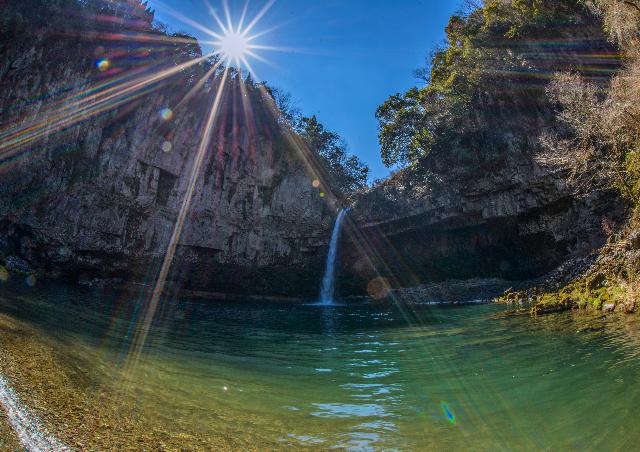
[0,281,639,450]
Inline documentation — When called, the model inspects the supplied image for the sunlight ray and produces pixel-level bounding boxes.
[175,60,224,109]
[241,56,259,79]
[245,49,278,68]
[127,67,231,378]
[242,0,276,37]
[204,0,230,35]
[237,0,250,33]
[75,29,208,46]
[222,0,235,34]
[245,23,283,41]
[155,0,225,40]
[0,52,218,161]
[247,44,300,52]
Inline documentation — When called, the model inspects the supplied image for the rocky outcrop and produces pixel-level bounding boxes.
[339,8,627,297]
[0,6,334,296]
[342,148,624,295]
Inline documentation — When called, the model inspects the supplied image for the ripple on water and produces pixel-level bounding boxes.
[311,403,393,418]
[2,284,640,450]
[363,369,400,379]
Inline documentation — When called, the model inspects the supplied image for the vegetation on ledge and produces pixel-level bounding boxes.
[497,213,640,315]
[496,0,640,315]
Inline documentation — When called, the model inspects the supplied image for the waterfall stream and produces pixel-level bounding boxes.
[320,209,347,305]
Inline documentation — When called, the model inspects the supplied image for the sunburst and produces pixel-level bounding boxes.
[205,0,282,78]
[155,0,282,78]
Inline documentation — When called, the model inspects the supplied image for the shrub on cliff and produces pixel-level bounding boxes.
[375,0,614,169]
[539,1,640,202]
[265,85,370,195]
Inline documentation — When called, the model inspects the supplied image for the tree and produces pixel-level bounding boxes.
[259,85,369,194]
[298,116,369,193]
[375,0,607,170]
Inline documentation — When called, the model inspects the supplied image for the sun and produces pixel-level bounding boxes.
[204,0,281,77]
[218,31,249,62]
[153,0,287,79]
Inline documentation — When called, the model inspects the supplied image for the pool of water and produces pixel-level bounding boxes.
[1,280,640,449]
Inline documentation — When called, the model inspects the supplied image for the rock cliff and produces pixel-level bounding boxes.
[0,4,333,296]
[342,144,624,295]
[339,5,628,296]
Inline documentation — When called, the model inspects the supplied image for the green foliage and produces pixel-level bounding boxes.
[262,84,369,194]
[376,89,434,167]
[297,116,369,193]
[625,148,640,202]
[529,271,636,314]
[376,0,589,168]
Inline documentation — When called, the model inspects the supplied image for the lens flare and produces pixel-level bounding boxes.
[25,275,37,287]
[160,107,173,120]
[441,401,456,425]
[96,58,110,72]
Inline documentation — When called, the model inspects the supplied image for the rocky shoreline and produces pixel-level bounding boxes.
[495,228,640,316]
[0,410,21,451]
[385,278,518,304]
[0,310,251,450]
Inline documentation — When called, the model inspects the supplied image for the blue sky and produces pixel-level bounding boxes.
[151,0,461,180]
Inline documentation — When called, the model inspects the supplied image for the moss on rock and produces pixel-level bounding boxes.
[495,240,639,316]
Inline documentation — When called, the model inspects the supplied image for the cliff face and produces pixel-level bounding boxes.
[343,143,623,294]
[340,5,627,295]
[0,6,333,296]
[0,1,629,300]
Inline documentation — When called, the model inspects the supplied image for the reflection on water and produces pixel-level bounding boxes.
[0,280,640,449]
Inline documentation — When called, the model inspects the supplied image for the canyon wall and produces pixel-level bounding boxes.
[342,143,623,295]
[339,5,627,295]
[0,1,629,299]
[0,6,333,296]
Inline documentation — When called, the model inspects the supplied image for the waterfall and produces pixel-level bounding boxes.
[320,209,348,305]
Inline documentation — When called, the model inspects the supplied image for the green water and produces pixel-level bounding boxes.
[1,281,640,450]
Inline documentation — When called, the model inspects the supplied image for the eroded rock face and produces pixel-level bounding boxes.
[344,148,623,294]
[341,12,627,295]
[0,16,333,296]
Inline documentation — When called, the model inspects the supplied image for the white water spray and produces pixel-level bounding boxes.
[320,209,348,305]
